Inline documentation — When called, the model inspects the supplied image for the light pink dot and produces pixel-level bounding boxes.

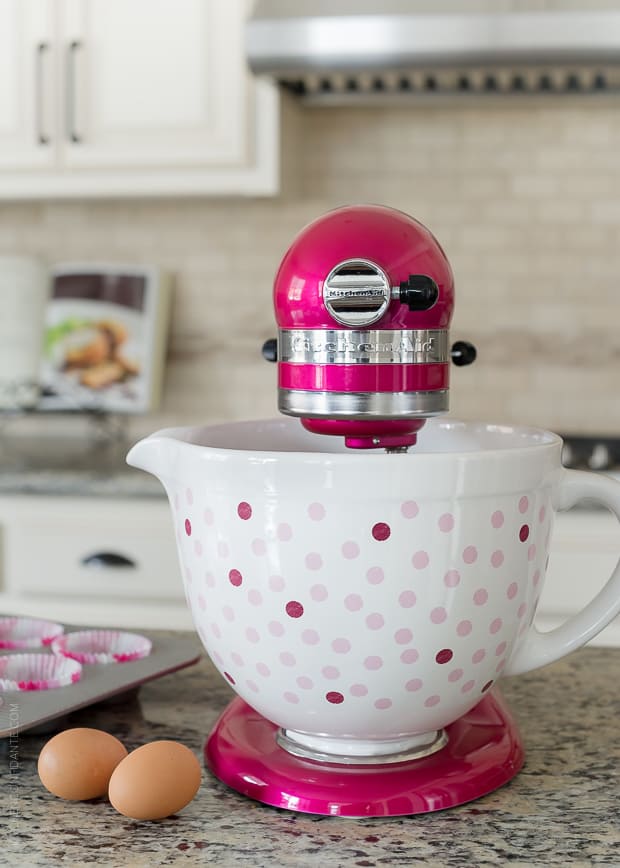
[194,540,203,557]
[400,648,419,664]
[197,594,206,611]
[507,582,519,600]
[185,488,193,505]
[449,668,464,682]
[364,656,383,670]
[256,662,270,677]
[246,627,260,644]
[248,589,263,606]
[280,652,296,667]
[528,544,537,562]
[519,622,528,636]
[204,508,214,526]
[457,619,472,637]
[284,692,299,704]
[461,680,475,693]
[277,523,293,541]
[222,606,235,622]
[472,649,486,664]
[345,594,363,612]
[296,675,313,690]
[474,588,489,606]
[211,623,221,639]
[252,538,267,556]
[374,698,392,710]
[401,501,419,518]
[305,552,323,570]
[231,652,244,667]
[308,502,326,521]
[205,572,215,587]
[491,510,504,529]
[490,617,503,634]
[491,550,504,568]
[496,658,507,673]
[366,613,384,630]
[412,550,430,570]
[332,638,351,654]
[463,545,478,564]
[431,607,447,624]
[174,493,180,510]
[394,628,413,645]
[438,513,454,533]
[444,570,461,588]
[302,629,320,645]
[218,541,229,558]
[539,505,546,523]
[519,496,529,514]
[213,652,223,666]
[350,684,368,697]
[310,583,328,602]
[237,502,252,520]
[268,620,284,637]
[269,574,285,591]
[185,566,193,585]
[532,569,541,587]
[342,540,360,559]
[517,602,527,619]
[406,678,423,692]
[246,680,259,693]
[322,665,340,680]
[424,695,440,708]
[366,566,385,585]
[398,590,417,608]
[496,641,507,656]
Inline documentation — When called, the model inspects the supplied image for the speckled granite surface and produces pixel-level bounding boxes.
[1,637,618,867]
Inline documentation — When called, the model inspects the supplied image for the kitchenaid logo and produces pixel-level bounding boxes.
[325,288,382,299]
[292,334,436,354]
[279,329,448,364]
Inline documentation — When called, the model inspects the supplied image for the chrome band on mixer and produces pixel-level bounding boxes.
[279,388,449,419]
[279,328,449,365]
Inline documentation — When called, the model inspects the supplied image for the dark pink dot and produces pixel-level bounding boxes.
[372,522,391,541]
[519,524,530,542]
[224,671,235,685]
[326,691,344,704]
[482,680,494,693]
[184,518,192,536]
[237,502,252,520]
[229,569,242,587]
[285,600,304,618]
[435,648,453,664]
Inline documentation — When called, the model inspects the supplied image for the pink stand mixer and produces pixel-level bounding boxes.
[128,205,620,817]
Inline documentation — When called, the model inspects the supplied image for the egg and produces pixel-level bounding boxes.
[38,728,128,801]
[108,740,201,820]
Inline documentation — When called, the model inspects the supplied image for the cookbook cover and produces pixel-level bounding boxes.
[39,264,172,413]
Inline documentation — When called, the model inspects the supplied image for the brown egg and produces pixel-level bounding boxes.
[108,740,201,820]
[38,728,128,801]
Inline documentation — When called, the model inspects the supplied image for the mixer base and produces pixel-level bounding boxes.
[204,689,524,817]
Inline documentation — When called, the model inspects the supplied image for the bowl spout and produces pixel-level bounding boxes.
[126,434,173,483]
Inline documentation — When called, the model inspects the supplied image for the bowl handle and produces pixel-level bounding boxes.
[504,469,620,676]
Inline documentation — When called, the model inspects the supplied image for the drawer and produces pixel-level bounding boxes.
[3,497,183,602]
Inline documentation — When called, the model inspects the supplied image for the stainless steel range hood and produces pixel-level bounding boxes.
[246,1,620,102]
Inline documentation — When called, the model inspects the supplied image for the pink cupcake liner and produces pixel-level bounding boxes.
[51,630,152,665]
[0,653,82,691]
[0,616,64,650]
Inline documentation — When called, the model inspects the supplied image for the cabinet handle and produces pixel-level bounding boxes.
[81,552,137,569]
[66,40,82,143]
[36,42,50,145]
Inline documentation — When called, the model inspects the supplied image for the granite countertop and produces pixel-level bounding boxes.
[1,638,618,867]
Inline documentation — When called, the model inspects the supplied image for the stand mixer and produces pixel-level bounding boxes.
[128,205,620,817]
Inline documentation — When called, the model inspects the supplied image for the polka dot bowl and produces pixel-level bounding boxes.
[128,417,620,760]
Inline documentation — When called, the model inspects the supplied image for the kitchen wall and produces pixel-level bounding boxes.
[1,94,619,439]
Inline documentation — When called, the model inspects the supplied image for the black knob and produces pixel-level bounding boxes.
[399,275,438,311]
[262,338,278,362]
[451,340,477,366]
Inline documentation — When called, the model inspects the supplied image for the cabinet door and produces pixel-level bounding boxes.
[0,0,55,169]
[60,0,249,170]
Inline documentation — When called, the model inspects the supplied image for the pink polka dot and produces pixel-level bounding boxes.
[400,648,419,664]
[185,488,193,505]
[496,659,507,674]
[224,672,235,685]
[218,541,229,558]
[490,617,503,634]
[495,641,507,656]
[229,569,242,587]
[296,675,313,690]
[394,628,413,645]
[269,574,285,591]
[406,678,423,692]
[372,522,391,541]
[284,692,299,704]
[461,680,475,693]
[185,566,192,585]
[532,569,541,587]
[184,518,192,536]
[246,680,259,693]
[277,523,292,541]
[350,684,368,697]
[519,524,530,542]
[310,583,328,602]
[472,649,486,664]
[231,652,244,666]
[474,588,488,606]
[507,582,519,600]
[539,505,546,523]
[322,665,340,679]
[237,502,252,520]
[194,540,203,557]
[449,668,464,682]
[222,606,234,622]
[268,620,284,637]
[332,638,351,654]
[430,607,447,624]
[424,695,440,708]
[205,572,215,587]
[491,550,504,568]
[248,589,263,606]
[463,545,478,564]
[286,600,304,618]
[364,656,383,670]
[398,590,416,608]
[302,629,320,645]
[401,500,419,518]
[374,698,392,710]
[444,569,461,588]
[457,619,472,637]
[517,602,527,618]
[435,648,453,664]
[519,496,529,514]
[308,502,325,521]
[213,651,223,666]
[345,594,363,612]
[528,544,537,562]
[256,662,270,676]
[412,550,430,570]
[280,651,296,667]
[246,627,260,644]
[305,552,323,570]
[204,508,214,526]
[366,613,384,630]
[366,566,384,585]
[174,493,179,510]
[197,594,206,611]
[342,540,360,559]
[438,513,454,533]
[326,691,344,704]
[252,538,267,556]
[491,510,504,529]
[211,623,221,639]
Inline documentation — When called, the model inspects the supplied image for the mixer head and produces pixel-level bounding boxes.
[263,205,475,450]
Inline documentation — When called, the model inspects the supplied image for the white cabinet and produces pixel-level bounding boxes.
[0,0,279,197]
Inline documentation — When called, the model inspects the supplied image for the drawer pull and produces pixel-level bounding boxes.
[81,552,137,569]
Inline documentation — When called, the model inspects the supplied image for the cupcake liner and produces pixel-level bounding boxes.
[51,630,152,665]
[0,617,64,650]
[0,653,82,691]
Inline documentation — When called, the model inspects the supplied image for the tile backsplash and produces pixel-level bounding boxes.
[1,95,619,440]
